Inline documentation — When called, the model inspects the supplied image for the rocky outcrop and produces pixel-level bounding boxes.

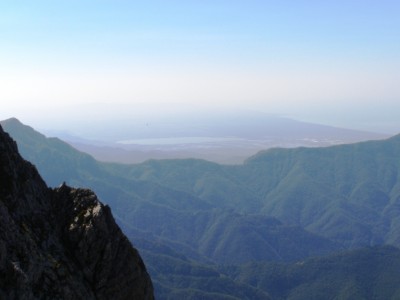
[0,125,153,299]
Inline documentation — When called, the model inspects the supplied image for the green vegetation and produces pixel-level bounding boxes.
[225,246,400,300]
[2,117,400,299]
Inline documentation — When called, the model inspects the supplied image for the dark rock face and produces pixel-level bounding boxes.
[0,125,154,299]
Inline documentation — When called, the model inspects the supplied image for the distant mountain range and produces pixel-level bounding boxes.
[2,117,400,299]
[44,113,388,164]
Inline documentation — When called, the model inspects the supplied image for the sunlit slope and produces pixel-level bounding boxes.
[120,133,400,248]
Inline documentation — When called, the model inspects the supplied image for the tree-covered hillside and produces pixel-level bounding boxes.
[119,133,400,248]
[2,117,400,299]
[225,246,400,300]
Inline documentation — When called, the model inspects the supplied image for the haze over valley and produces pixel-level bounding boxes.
[1,1,400,299]
[2,117,400,299]
[1,1,400,137]
[44,111,388,164]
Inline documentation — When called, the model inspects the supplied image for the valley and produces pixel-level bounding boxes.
[45,113,387,164]
[2,118,400,299]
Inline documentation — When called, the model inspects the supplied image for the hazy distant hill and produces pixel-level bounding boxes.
[2,117,400,299]
[53,113,387,164]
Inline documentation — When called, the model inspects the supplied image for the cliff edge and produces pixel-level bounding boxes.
[0,124,153,299]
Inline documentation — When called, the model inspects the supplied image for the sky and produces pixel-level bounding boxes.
[1,0,399,135]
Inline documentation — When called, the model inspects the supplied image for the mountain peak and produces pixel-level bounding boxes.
[2,117,22,124]
[388,132,400,141]
[0,124,154,299]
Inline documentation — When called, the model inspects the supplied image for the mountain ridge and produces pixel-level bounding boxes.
[0,124,154,299]
[225,245,400,300]
[3,117,400,299]
[27,113,388,164]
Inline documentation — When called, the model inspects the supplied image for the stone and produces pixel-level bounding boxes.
[0,125,154,299]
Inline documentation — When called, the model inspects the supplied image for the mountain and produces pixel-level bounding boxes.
[0,118,343,258]
[55,112,388,164]
[3,117,400,299]
[120,134,400,249]
[0,119,276,298]
[239,137,400,247]
[0,118,347,299]
[225,246,400,300]
[0,124,154,299]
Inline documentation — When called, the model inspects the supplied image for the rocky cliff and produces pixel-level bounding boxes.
[0,125,154,299]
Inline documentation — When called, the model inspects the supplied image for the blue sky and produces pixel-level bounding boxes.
[1,1,399,134]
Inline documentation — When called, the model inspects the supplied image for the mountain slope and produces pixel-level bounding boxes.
[3,118,400,299]
[0,118,102,187]
[1,118,341,263]
[0,124,153,299]
[1,118,353,299]
[240,136,400,247]
[120,134,400,249]
[225,246,400,300]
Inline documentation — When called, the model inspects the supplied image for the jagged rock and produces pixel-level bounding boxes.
[0,125,154,299]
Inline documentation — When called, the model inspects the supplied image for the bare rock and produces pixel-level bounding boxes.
[0,125,154,299]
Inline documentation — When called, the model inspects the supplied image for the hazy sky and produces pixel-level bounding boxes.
[1,1,399,134]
